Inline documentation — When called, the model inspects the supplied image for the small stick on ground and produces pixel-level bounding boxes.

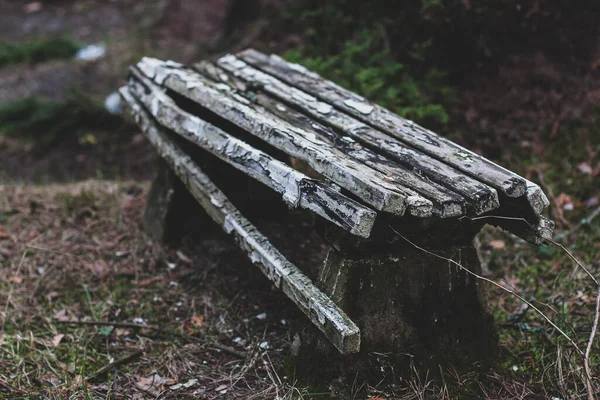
[456,215,600,399]
[389,225,583,355]
[584,286,600,400]
[87,350,143,380]
[56,319,248,359]
[210,343,248,359]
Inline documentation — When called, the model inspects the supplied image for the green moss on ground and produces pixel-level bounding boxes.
[0,92,128,146]
[0,37,81,68]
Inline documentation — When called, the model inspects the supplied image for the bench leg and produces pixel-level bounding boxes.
[318,244,497,361]
[144,158,205,242]
[294,229,498,378]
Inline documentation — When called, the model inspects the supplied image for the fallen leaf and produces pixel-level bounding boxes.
[45,291,59,302]
[41,374,60,387]
[134,374,177,396]
[51,334,64,347]
[183,378,198,388]
[489,240,505,249]
[556,193,572,206]
[586,196,599,208]
[255,312,267,320]
[215,384,228,392]
[24,2,42,13]
[139,276,162,286]
[53,309,70,322]
[171,378,198,390]
[190,316,205,327]
[176,250,192,264]
[578,162,592,175]
[114,328,131,337]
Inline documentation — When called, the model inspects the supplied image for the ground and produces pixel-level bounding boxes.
[0,0,599,399]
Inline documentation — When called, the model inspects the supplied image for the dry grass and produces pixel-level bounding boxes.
[0,180,598,399]
[0,181,314,399]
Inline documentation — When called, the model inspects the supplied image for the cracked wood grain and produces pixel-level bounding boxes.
[210,55,501,216]
[134,57,435,217]
[126,69,376,238]
[195,60,468,218]
[119,86,361,354]
[237,49,530,200]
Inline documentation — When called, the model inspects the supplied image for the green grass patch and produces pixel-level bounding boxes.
[0,37,81,68]
[0,92,128,146]
[284,27,453,128]
[282,2,455,129]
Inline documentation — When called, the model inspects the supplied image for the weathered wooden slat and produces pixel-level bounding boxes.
[237,49,529,199]
[126,69,377,238]
[119,86,361,354]
[135,57,435,218]
[211,55,500,216]
[526,180,550,215]
[194,61,466,218]
[492,215,554,245]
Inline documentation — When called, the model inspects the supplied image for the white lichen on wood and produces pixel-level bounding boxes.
[135,57,436,217]
[127,68,376,237]
[212,55,501,216]
[195,60,470,218]
[237,49,530,199]
[119,86,361,354]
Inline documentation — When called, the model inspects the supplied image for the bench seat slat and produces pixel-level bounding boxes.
[237,49,530,200]
[119,86,361,354]
[135,57,436,218]
[195,61,469,218]
[126,69,376,238]
[211,56,500,216]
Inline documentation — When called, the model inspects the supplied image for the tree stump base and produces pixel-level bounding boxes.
[292,219,499,379]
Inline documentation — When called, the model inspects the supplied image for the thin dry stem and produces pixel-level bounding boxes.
[584,285,600,400]
[457,214,600,399]
[389,225,583,355]
[1,249,28,332]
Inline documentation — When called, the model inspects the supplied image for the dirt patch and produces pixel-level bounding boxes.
[454,50,600,161]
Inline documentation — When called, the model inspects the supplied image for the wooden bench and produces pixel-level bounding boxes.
[119,49,554,362]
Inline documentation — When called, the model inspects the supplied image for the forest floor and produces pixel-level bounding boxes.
[1,0,599,399]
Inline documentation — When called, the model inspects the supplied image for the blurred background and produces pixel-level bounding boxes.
[2,0,599,194]
[1,0,599,397]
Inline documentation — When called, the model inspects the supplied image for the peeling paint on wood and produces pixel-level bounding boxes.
[119,86,361,354]
[195,61,469,218]
[135,57,438,217]
[237,49,529,199]
[126,68,376,238]
[211,55,500,216]
[526,181,550,216]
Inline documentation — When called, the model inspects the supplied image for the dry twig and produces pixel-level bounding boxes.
[390,219,600,399]
[87,350,143,380]
[56,319,247,359]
